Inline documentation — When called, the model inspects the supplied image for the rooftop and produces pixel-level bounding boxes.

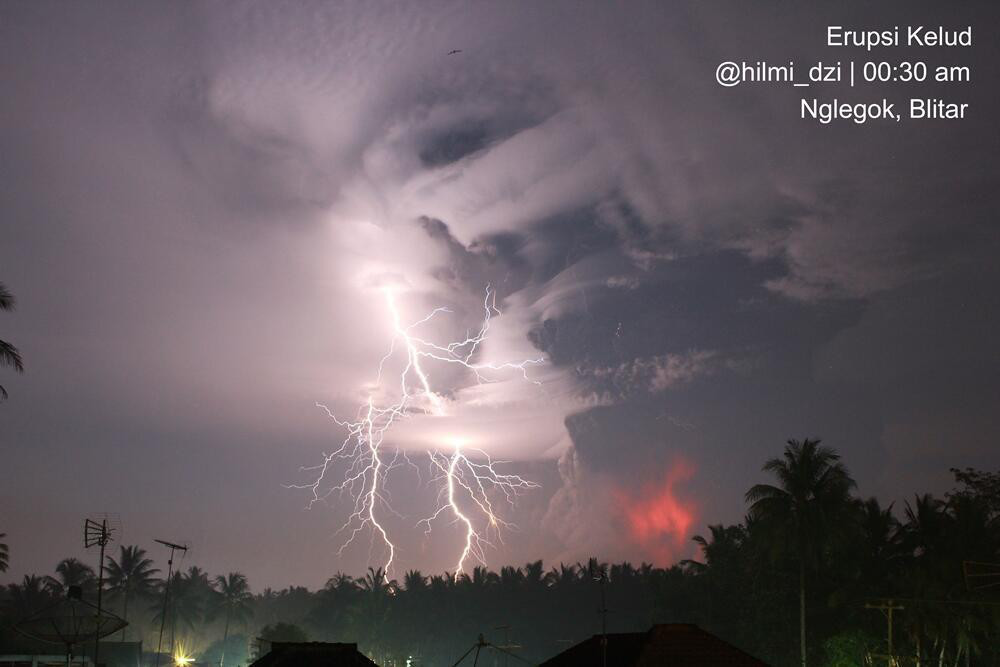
[540,623,769,666]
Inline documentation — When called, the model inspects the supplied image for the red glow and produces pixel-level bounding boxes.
[616,458,697,563]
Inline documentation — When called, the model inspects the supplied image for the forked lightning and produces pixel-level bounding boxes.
[291,287,542,580]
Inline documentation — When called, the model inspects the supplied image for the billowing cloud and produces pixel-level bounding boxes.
[2,1,996,584]
[586,350,719,400]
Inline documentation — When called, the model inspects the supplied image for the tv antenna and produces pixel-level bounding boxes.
[153,538,189,667]
[492,625,524,667]
[84,515,119,667]
[450,633,532,666]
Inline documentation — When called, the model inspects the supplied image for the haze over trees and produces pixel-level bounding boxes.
[105,545,160,641]
[1,444,997,666]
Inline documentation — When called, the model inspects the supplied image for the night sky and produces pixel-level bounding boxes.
[2,1,998,589]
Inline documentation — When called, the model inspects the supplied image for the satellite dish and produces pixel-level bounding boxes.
[14,586,128,665]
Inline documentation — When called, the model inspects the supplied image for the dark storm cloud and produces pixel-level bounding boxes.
[1,0,998,580]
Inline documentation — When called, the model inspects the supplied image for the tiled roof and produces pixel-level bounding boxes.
[248,642,379,667]
[540,624,769,666]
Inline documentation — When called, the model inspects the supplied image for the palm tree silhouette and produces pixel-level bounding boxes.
[355,567,396,662]
[105,545,160,640]
[151,567,210,654]
[4,574,53,618]
[745,438,856,667]
[403,569,428,593]
[0,282,24,401]
[209,572,253,667]
[45,557,96,597]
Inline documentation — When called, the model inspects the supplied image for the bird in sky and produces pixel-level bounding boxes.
[447,49,462,55]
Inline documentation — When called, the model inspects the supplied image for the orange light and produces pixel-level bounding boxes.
[617,458,697,563]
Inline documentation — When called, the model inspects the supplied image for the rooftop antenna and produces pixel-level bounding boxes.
[153,538,188,667]
[84,515,119,667]
[450,633,532,667]
[492,625,522,667]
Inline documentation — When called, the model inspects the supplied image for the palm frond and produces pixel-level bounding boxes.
[744,482,786,505]
[0,283,15,312]
[0,341,23,373]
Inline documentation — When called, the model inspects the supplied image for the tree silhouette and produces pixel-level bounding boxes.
[353,567,397,663]
[745,438,856,667]
[151,566,212,653]
[0,533,8,573]
[45,557,96,597]
[402,569,427,593]
[0,282,24,401]
[259,622,308,642]
[4,574,53,619]
[1,456,996,664]
[105,545,160,640]
[209,572,253,667]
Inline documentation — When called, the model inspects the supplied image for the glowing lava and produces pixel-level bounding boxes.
[617,458,697,563]
[292,287,542,579]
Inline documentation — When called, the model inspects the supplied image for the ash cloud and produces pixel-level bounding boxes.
[1,0,998,582]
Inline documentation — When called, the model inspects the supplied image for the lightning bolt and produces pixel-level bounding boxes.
[292,286,543,580]
[420,445,538,577]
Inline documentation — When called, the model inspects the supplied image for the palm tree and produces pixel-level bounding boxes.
[498,565,523,590]
[5,574,53,618]
[522,560,546,590]
[210,572,253,667]
[326,572,357,592]
[578,557,608,581]
[545,563,578,592]
[45,557,97,597]
[402,570,428,593]
[0,282,24,400]
[745,438,856,667]
[354,567,397,662]
[104,545,159,640]
[307,573,359,641]
[0,533,8,572]
[152,567,210,654]
[686,524,747,571]
[855,498,901,596]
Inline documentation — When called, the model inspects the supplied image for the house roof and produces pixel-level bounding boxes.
[248,641,379,667]
[540,623,769,667]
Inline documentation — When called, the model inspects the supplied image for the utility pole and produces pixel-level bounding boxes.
[593,570,609,667]
[153,539,188,667]
[865,599,904,666]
